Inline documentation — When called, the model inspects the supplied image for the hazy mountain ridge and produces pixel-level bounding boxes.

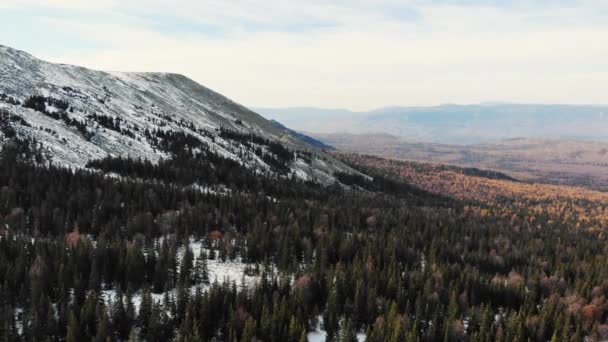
[0,45,351,183]
[256,104,608,144]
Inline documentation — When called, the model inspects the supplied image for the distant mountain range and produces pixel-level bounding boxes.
[255,104,608,144]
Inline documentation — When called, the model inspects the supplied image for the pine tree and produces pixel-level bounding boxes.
[113,288,131,340]
[241,316,256,342]
[338,318,358,342]
[138,288,153,334]
[197,250,210,284]
[180,244,194,286]
[405,320,419,342]
[66,311,80,342]
[444,290,459,342]
[94,310,110,342]
[128,327,141,342]
[288,316,300,342]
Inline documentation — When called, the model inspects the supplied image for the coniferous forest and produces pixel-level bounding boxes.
[2,130,608,342]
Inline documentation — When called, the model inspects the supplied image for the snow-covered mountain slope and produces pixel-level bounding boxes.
[0,45,351,183]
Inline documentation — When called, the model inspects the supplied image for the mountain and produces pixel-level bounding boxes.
[4,48,608,342]
[269,119,334,150]
[0,45,351,183]
[255,104,608,144]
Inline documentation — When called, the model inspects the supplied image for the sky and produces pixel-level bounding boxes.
[1,0,607,111]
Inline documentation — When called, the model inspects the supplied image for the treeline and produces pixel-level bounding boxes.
[1,109,30,139]
[334,171,451,206]
[22,95,92,140]
[219,127,294,162]
[87,113,139,139]
[0,93,21,106]
[85,152,322,200]
[219,127,314,174]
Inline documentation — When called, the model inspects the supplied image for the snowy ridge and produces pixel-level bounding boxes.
[0,45,351,183]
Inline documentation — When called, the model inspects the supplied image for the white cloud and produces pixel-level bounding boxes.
[3,0,608,110]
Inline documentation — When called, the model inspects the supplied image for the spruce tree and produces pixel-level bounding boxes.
[66,311,80,342]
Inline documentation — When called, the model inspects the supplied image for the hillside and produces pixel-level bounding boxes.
[5,130,608,340]
[339,153,608,234]
[0,45,350,183]
[270,119,334,150]
[317,133,608,190]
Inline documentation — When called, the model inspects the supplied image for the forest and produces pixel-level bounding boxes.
[1,130,608,342]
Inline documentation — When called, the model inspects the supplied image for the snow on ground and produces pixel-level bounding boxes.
[180,239,261,288]
[291,158,312,181]
[307,316,327,342]
[101,237,270,313]
[189,184,232,197]
[0,44,354,183]
[307,315,366,342]
[14,308,24,335]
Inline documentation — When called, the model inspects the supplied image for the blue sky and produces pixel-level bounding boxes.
[1,0,607,110]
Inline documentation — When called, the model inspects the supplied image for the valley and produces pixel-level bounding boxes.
[316,133,608,191]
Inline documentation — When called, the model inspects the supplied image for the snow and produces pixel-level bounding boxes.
[14,307,24,335]
[0,44,353,183]
[307,316,327,342]
[494,307,506,323]
[307,315,366,342]
[291,158,312,181]
[99,237,272,315]
[189,184,232,196]
[178,238,264,288]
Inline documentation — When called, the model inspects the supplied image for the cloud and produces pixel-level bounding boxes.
[2,0,607,110]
